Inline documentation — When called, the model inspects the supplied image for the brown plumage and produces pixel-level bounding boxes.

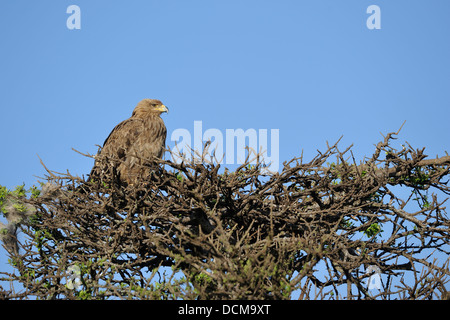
[89,99,168,186]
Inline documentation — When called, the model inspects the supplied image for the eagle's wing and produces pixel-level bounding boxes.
[89,116,166,185]
[89,117,144,182]
[101,117,144,159]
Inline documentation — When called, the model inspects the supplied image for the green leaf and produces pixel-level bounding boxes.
[364,223,383,238]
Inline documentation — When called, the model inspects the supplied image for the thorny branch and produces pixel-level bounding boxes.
[1,130,449,300]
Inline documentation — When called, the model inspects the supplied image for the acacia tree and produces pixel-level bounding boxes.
[1,129,449,300]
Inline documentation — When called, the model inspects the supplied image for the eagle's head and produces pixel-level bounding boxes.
[132,99,169,117]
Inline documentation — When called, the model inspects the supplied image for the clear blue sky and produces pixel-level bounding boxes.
[1,0,449,189]
[1,0,449,297]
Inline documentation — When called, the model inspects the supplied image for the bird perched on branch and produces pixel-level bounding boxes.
[88,98,169,186]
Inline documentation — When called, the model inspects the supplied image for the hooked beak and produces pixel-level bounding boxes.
[158,104,169,114]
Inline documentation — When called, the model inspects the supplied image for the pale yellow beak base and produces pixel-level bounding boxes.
[159,104,169,113]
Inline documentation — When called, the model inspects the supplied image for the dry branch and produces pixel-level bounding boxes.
[1,130,449,300]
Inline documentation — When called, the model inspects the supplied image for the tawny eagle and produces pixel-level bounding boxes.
[89,99,168,186]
